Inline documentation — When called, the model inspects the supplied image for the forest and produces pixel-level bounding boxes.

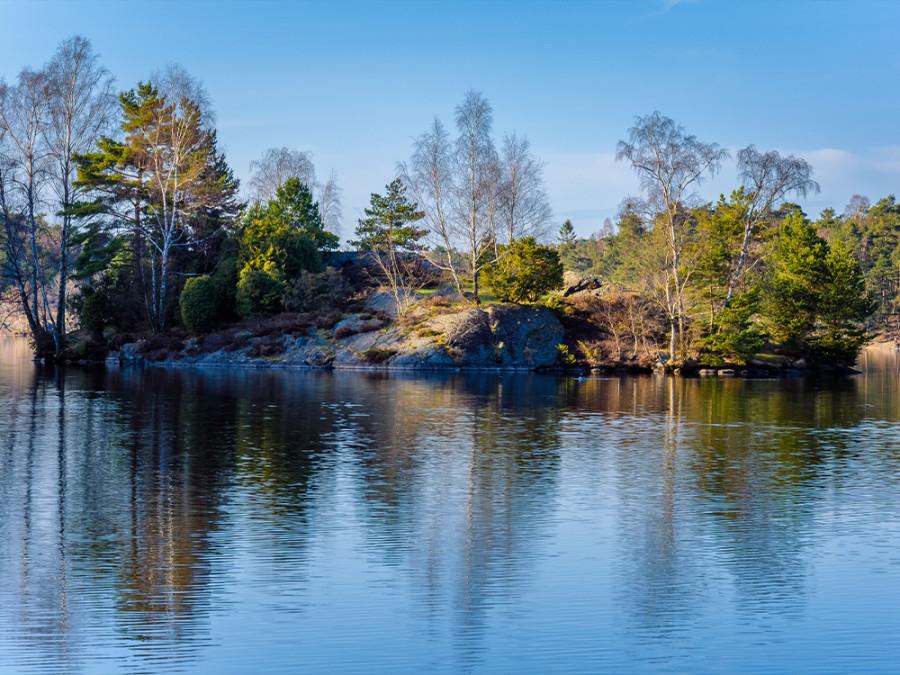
[0,37,892,371]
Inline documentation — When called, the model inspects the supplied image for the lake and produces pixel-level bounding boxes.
[1,337,899,673]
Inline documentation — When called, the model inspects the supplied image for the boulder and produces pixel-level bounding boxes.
[561,272,609,297]
[424,303,562,368]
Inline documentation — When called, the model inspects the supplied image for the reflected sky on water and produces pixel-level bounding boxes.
[2,338,900,673]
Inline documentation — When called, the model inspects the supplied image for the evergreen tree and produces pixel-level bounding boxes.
[353,179,427,315]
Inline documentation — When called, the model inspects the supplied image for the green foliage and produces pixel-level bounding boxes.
[236,269,285,318]
[239,178,332,287]
[210,253,240,321]
[240,216,321,280]
[558,219,576,248]
[556,343,577,366]
[352,179,426,252]
[77,288,109,341]
[690,190,753,311]
[180,276,219,334]
[767,213,875,364]
[698,290,767,365]
[283,267,346,313]
[483,237,563,303]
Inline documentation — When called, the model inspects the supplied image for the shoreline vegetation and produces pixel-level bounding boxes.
[2,38,892,376]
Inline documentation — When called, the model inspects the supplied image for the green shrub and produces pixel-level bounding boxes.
[283,267,346,313]
[180,275,219,334]
[236,269,285,318]
[483,237,563,303]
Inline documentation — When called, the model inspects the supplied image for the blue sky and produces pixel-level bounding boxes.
[2,0,899,238]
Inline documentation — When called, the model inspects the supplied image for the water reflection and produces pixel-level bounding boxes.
[1,340,900,673]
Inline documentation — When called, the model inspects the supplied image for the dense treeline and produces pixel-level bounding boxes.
[0,36,888,371]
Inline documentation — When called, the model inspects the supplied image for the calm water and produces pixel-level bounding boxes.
[1,338,899,674]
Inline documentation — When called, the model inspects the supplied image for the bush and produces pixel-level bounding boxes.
[283,267,346,313]
[483,237,563,303]
[180,276,219,334]
[236,269,285,318]
[359,347,397,364]
[211,254,240,321]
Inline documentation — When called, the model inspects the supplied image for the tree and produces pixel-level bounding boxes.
[248,147,315,202]
[723,146,819,307]
[452,90,499,302]
[767,211,875,364]
[482,236,563,303]
[402,91,551,302]
[123,82,231,330]
[238,178,331,293]
[497,132,553,243]
[248,147,343,236]
[558,219,575,248]
[616,112,729,361]
[353,178,427,315]
[42,36,115,344]
[400,116,462,292]
[0,66,55,352]
[73,79,239,332]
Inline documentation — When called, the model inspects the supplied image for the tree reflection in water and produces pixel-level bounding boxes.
[2,341,900,673]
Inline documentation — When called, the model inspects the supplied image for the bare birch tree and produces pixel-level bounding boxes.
[401,92,553,301]
[318,169,343,237]
[0,68,56,351]
[248,147,315,201]
[121,83,220,330]
[452,90,498,302]
[497,132,553,244]
[722,146,819,307]
[399,117,463,293]
[616,112,729,361]
[42,35,115,342]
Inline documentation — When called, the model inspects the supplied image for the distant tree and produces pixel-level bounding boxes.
[616,112,729,360]
[558,219,576,249]
[483,236,563,303]
[353,178,427,315]
[452,90,499,302]
[248,147,315,202]
[400,117,461,291]
[401,91,553,302]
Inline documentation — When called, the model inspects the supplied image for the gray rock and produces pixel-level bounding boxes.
[426,304,562,368]
[118,343,145,365]
[561,272,609,297]
[364,290,423,318]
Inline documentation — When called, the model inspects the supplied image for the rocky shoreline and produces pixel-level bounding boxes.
[104,297,567,372]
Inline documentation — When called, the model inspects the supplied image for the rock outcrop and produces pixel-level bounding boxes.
[106,301,565,371]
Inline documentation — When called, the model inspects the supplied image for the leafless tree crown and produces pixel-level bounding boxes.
[151,62,215,129]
